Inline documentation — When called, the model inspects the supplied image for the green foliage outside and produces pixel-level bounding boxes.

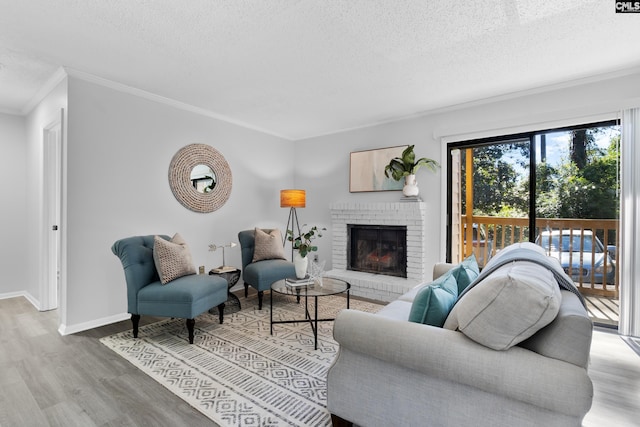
[543,133,620,220]
[461,126,620,221]
[461,141,529,216]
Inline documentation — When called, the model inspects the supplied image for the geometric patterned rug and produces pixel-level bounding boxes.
[100,293,383,427]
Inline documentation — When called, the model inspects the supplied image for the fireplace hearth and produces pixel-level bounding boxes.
[348,224,407,278]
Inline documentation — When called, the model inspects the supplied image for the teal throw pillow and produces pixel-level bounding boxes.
[408,271,459,327]
[450,254,480,294]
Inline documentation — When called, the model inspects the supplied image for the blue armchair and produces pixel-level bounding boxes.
[111,235,228,344]
[238,229,296,310]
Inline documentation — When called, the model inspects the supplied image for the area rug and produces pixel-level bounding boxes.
[100,293,383,427]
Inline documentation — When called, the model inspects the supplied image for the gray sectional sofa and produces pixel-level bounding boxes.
[327,243,594,427]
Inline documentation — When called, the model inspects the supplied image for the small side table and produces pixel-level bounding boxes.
[208,268,242,314]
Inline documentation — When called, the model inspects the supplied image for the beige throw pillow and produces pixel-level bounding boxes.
[252,228,286,262]
[153,233,197,284]
[443,261,561,350]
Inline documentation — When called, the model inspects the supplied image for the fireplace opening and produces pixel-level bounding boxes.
[347,224,407,278]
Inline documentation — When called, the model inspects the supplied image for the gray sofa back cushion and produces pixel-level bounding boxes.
[444,261,562,350]
[518,290,593,368]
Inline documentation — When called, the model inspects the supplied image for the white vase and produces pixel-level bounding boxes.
[403,174,419,197]
[293,252,309,278]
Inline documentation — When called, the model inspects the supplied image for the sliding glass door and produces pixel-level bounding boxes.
[447,120,620,326]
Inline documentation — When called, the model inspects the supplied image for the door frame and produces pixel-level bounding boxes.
[41,111,64,312]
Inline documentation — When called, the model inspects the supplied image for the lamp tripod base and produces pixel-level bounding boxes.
[284,207,302,261]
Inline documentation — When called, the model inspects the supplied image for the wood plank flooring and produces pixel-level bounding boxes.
[0,297,217,427]
[1,295,638,426]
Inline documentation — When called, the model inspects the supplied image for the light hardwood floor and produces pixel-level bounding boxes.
[0,297,216,427]
[1,295,638,426]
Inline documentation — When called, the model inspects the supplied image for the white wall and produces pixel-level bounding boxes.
[295,71,640,277]
[0,113,28,298]
[63,76,294,332]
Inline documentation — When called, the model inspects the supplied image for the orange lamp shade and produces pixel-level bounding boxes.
[280,189,306,208]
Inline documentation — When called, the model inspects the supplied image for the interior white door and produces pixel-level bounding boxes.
[42,119,61,311]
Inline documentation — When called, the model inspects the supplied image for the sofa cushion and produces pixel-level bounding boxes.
[450,254,480,294]
[408,271,459,327]
[376,300,413,321]
[252,228,286,262]
[443,261,561,350]
[152,233,197,285]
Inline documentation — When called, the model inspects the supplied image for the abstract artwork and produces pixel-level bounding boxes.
[349,145,407,192]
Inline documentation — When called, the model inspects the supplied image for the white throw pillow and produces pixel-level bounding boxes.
[443,261,561,350]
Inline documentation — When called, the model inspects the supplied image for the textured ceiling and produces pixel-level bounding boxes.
[1,0,639,140]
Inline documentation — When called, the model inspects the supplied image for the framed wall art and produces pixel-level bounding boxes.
[349,145,407,192]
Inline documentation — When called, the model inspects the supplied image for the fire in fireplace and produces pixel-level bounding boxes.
[347,224,407,278]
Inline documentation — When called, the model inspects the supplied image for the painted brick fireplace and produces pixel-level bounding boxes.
[325,202,427,302]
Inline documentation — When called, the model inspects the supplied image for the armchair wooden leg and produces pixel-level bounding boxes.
[330,414,353,427]
[186,318,195,344]
[258,291,264,310]
[217,302,225,324]
[244,283,249,298]
[131,314,140,338]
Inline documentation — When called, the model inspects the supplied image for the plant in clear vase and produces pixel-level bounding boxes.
[286,225,326,278]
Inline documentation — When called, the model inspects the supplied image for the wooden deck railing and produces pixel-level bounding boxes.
[460,215,619,298]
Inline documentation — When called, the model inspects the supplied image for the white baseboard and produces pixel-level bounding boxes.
[58,312,131,336]
[0,291,41,309]
[0,291,27,300]
[1,291,131,337]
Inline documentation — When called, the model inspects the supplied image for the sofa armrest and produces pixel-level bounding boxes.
[433,262,456,279]
[332,309,593,416]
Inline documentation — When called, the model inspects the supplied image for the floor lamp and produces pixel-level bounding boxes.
[280,189,305,260]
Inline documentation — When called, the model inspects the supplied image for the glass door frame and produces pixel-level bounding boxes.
[445,119,619,264]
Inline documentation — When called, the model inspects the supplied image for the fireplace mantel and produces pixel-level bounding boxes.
[326,201,427,302]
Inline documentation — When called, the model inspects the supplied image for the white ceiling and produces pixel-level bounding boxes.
[1,0,640,140]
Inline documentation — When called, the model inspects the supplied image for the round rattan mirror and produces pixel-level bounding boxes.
[169,144,232,213]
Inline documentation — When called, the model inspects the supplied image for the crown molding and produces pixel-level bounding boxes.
[428,65,640,117]
[298,65,640,142]
[21,67,68,115]
[63,67,292,141]
[0,107,22,116]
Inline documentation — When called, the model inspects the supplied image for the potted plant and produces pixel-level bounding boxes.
[384,145,439,197]
[287,225,326,278]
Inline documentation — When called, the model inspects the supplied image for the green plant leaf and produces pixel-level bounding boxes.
[384,145,440,180]
[290,224,326,257]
